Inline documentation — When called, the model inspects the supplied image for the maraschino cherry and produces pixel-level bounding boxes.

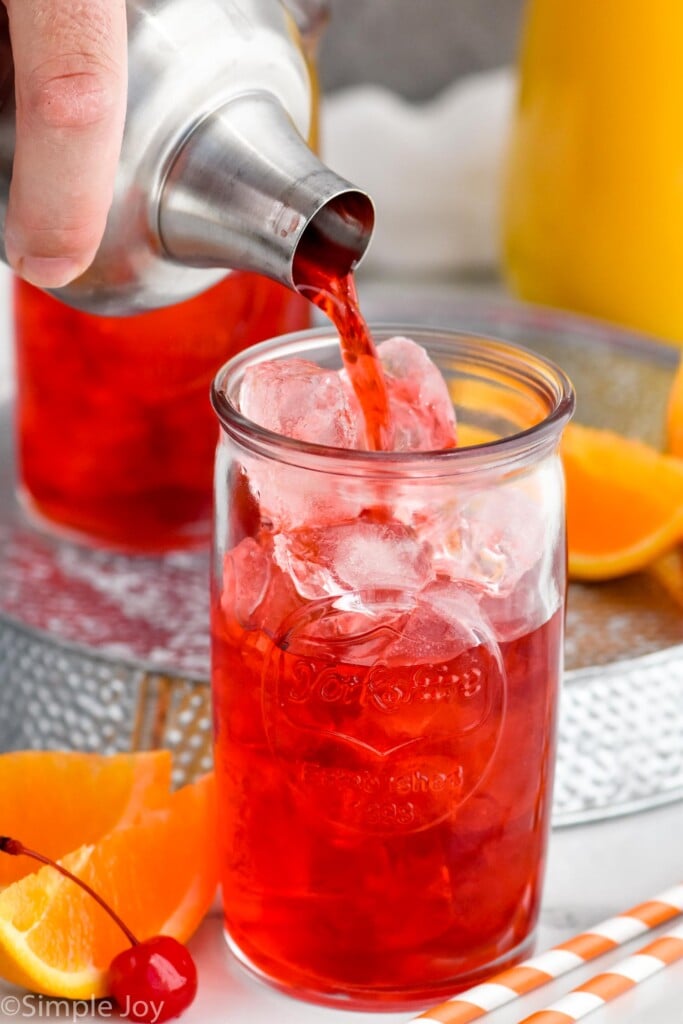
[0,836,197,1022]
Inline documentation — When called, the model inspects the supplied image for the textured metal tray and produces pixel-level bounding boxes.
[1,287,682,825]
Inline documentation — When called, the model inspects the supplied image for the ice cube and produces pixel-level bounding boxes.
[429,487,542,594]
[221,536,303,637]
[377,335,457,451]
[239,337,456,456]
[273,516,433,600]
[237,448,367,533]
[425,482,563,641]
[236,358,368,528]
[239,357,363,449]
[387,578,497,663]
[221,537,271,628]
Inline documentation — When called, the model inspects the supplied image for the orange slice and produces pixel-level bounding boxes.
[563,423,683,580]
[0,771,217,999]
[0,751,172,887]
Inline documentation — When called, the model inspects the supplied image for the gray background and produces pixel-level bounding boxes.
[319,0,526,99]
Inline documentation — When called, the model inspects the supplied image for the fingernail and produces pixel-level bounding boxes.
[15,256,83,289]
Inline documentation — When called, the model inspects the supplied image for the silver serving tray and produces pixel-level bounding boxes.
[1,286,682,826]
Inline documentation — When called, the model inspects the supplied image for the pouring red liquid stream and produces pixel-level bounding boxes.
[293,249,394,451]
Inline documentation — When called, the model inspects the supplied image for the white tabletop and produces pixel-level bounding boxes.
[0,266,681,1021]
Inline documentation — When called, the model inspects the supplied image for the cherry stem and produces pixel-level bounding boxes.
[0,835,139,947]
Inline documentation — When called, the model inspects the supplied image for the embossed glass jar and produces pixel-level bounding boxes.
[210,326,574,1008]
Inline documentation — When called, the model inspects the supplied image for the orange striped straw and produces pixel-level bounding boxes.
[516,921,683,1023]
[409,883,683,1024]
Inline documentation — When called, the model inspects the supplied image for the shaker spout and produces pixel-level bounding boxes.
[158,91,375,289]
[0,0,371,315]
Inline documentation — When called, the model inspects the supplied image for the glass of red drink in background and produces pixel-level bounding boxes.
[210,326,575,1008]
[13,275,309,552]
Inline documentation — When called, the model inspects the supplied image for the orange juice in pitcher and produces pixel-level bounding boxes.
[503,0,683,344]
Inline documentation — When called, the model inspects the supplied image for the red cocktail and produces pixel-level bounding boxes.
[210,326,574,1006]
[14,274,309,552]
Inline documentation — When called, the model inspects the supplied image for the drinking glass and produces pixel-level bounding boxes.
[210,326,575,1007]
[13,275,308,552]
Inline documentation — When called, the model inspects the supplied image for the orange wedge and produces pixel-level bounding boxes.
[0,755,217,999]
[563,423,683,580]
[0,751,172,887]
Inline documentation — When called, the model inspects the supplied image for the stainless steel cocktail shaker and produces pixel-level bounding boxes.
[0,0,373,315]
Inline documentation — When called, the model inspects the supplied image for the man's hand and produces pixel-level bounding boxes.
[2,0,127,287]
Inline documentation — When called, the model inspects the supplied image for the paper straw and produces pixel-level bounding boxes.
[517,921,683,1023]
[410,883,683,1024]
